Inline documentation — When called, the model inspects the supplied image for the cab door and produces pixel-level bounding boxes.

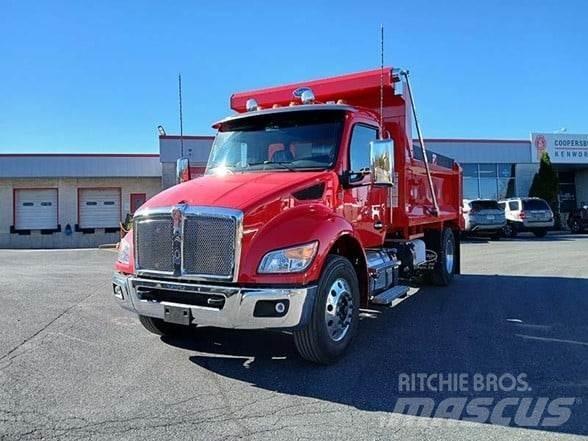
[342,123,388,247]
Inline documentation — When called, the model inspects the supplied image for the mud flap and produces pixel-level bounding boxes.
[454,229,462,275]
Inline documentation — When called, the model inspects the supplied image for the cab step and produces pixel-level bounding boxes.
[371,285,410,305]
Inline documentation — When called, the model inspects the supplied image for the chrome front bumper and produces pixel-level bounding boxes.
[112,273,316,330]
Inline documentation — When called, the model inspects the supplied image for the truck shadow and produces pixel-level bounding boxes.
[162,273,588,436]
[463,233,587,243]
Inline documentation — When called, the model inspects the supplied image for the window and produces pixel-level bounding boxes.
[498,164,515,178]
[462,164,478,178]
[523,199,550,210]
[104,201,115,206]
[86,201,98,206]
[22,202,34,207]
[471,200,499,210]
[497,178,515,199]
[349,124,378,173]
[479,163,497,178]
[463,179,479,199]
[509,201,519,211]
[479,178,498,200]
[461,163,516,200]
[40,202,52,207]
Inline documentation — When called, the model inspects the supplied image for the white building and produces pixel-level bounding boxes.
[0,154,162,248]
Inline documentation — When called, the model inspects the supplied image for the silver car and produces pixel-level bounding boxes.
[462,199,506,239]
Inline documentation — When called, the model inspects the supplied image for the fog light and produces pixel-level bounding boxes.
[113,284,124,300]
[253,300,289,317]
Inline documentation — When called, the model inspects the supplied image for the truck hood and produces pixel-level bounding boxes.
[141,170,331,212]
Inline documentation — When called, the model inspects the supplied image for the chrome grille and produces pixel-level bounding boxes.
[135,218,174,273]
[183,216,236,277]
[133,206,242,281]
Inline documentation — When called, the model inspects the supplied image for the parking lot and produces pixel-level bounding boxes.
[1,234,587,440]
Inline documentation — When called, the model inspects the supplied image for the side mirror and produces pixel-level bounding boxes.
[370,140,395,186]
[176,157,191,184]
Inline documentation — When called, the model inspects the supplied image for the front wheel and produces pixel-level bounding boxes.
[293,255,360,364]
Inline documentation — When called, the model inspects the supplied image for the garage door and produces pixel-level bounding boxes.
[15,189,58,230]
[79,188,121,228]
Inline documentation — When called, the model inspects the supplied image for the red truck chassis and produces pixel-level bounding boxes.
[113,68,463,364]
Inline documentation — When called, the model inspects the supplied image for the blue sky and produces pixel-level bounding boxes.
[1,0,587,153]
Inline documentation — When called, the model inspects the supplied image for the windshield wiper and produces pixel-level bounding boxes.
[246,161,297,172]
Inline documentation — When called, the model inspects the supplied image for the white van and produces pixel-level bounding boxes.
[498,197,554,238]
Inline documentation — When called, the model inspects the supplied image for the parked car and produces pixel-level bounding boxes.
[567,204,588,233]
[498,197,554,238]
[462,199,505,239]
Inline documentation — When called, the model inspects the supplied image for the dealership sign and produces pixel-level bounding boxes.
[531,133,588,164]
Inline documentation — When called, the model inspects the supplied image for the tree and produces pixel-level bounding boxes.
[528,152,560,226]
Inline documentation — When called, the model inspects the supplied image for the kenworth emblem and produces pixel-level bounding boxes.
[171,205,184,272]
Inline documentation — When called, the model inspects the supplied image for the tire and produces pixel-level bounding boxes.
[490,232,501,241]
[138,315,186,337]
[430,228,456,287]
[503,223,517,238]
[570,219,582,234]
[533,229,548,238]
[293,255,360,364]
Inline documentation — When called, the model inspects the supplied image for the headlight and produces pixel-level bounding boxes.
[117,239,131,265]
[258,241,318,274]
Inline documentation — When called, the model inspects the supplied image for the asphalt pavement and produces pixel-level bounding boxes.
[1,233,587,440]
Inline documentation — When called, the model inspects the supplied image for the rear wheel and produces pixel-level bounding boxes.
[293,255,360,364]
[570,219,582,234]
[533,228,548,238]
[138,315,187,337]
[430,228,456,286]
[503,223,517,238]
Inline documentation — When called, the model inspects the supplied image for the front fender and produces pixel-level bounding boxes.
[238,204,362,285]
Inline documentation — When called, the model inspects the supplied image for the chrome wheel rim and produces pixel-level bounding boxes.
[445,235,455,274]
[324,278,353,342]
[571,221,580,233]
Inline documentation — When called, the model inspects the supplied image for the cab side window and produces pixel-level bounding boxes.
[349,125,378,174]
[508,201,519,211]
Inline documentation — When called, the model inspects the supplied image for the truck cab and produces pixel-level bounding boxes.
[113,68,463,364]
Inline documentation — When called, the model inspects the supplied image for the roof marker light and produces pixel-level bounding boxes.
[293,86,315,104]
[300,89,315,104]
[246,98,259,112]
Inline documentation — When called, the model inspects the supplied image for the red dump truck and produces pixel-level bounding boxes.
[113,68,463,364]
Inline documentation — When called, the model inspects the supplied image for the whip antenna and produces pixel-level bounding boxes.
[178,73,184,157]
[379,25,384,138]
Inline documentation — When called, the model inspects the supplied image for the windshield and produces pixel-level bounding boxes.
[471,200,499,211]
[206,110,344,173]
[523,199,550,210]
